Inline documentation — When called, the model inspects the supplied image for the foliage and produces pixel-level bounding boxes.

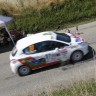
[0,0,96,33]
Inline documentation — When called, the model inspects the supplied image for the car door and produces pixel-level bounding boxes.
[22,41,69,69]
[34,41,69,64]
[32,41,61,64]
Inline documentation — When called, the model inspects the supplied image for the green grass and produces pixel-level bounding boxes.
[38,79,96,96]
[0,0,96,33]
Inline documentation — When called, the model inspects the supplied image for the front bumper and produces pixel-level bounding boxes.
[79,42,89,55]
[10,61,22,74]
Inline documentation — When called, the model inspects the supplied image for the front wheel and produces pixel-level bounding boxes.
[18,66,31,76]
[71,51,83,62]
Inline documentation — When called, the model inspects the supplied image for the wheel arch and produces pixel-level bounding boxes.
[17,65,31,76]
[70,50,84,61]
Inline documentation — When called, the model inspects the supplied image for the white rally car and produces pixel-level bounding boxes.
[10,31,89,76]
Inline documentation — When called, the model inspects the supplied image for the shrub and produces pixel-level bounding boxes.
[0,0,96,33]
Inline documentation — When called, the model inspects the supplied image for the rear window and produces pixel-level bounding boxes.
[12,47,17,56]
[56,33,71,42]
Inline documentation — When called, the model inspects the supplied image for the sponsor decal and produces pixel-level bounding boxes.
[18,57,59,69]
[46,53,61,62]
[31,58,46,66]
[71,45,77,48]
[31,60,40,64]
[18,57,60,69]
[76,38,81,42]
[59,48,67,53]
[18,57,35,66]
[59,48,68,57]
[18,57,46,66]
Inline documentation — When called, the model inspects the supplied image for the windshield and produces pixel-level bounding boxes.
[12,46,17,56]
[56,33,71,43]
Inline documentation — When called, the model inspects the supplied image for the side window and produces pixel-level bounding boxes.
[36,41,57,52]
[35,42,45,52]
[49,41,68,49]
[35,41,52,52]
[23,44,36,54]
[35,41,68,52]
[23,41,68,54]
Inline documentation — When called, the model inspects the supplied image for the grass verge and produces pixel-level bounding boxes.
[38,79,96,96]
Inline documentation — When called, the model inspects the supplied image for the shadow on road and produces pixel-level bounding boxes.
[82,46,95,61]
[0,43,14,53]
[29,64,60,76]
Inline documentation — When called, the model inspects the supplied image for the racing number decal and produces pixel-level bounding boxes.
[46,53,61,63]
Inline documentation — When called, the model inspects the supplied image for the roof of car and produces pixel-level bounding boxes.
[16,31,57,50]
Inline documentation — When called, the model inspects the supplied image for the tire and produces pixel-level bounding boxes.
[71,51,83,62]
[18,66,31,76]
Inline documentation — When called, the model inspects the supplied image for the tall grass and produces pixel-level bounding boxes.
[0,0,64,13]
[38,79,96,96]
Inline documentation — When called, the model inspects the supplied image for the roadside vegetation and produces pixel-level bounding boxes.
[0,0,96,33]
[38,79,96,96]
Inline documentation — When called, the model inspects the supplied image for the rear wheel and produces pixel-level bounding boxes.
[71,51,83,62]
[18,66,31,76]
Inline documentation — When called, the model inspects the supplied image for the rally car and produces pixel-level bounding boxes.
[10,31,89,76]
